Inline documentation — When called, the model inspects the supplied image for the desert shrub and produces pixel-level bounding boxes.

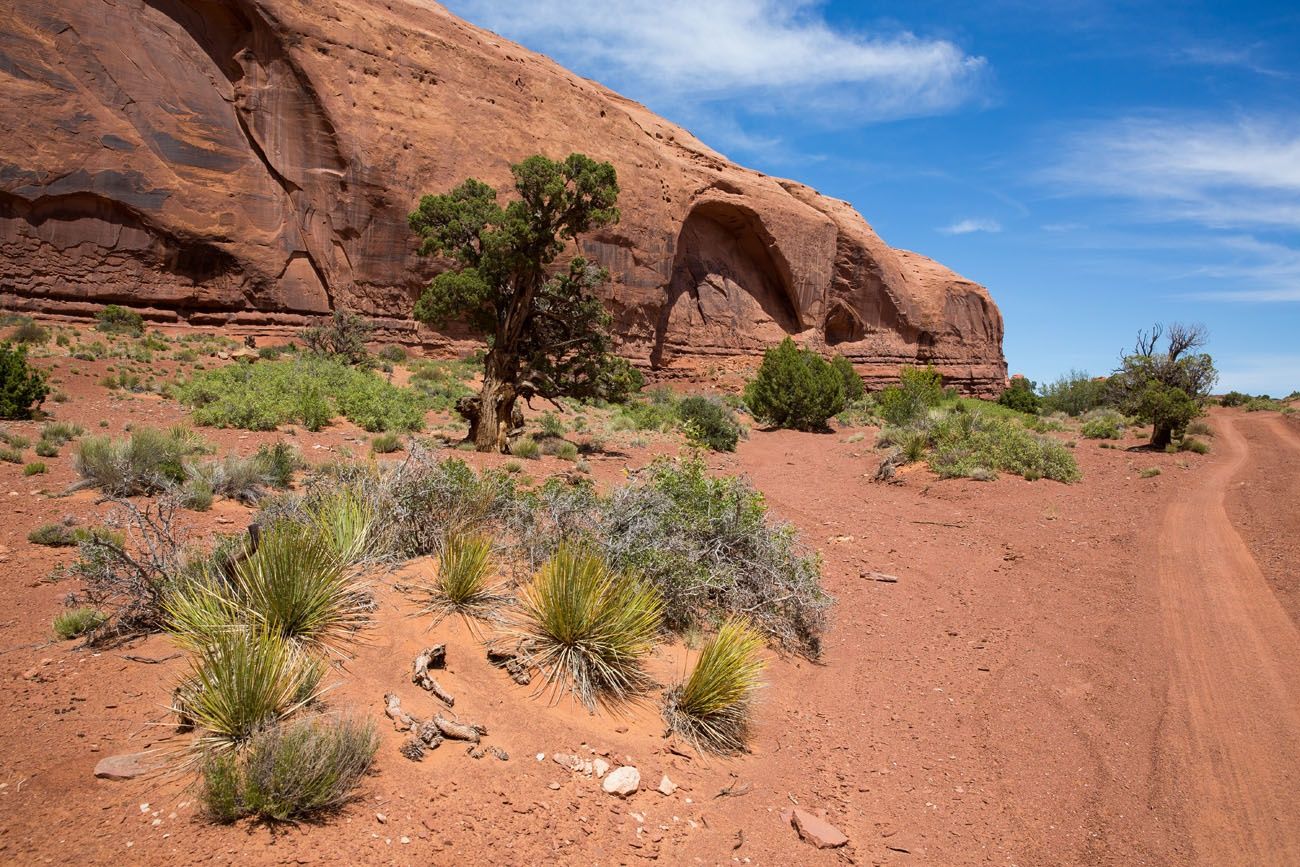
[830,355,865,402]
[1140,467,1161,478]
[744,338,845,431]
[877,366,945,426]
[544,439,580,461]
[371,432,403,454]
[1185,419,1214,437]
[1039,370,1108,416]
[24,461,47,475]
[1244,396,1284,412]
[407,358,477,412]
[53,607,106,640]
[997,377,1040,414]
[188,452,286,505]
[0,445,21,463]
[11,318,49,345]
[40,421,82,445]
[1179,437,1210,454]
[610,389,679,432]
[175,357,428,433]
[175,629,324,747]
[255,441,302,489]
[423,533,504,624]
[1080,409,1126,440]
[587,455,829,655]
[73,427,206,495]
[256,345,284,361]
[182,477,215,511]
[306,489,377,569]
[299,309,373,365]
[200,714,377,823]
[512,436,541,459]
[676,395,740,452]
[925,410,1080,483]
[835,396,878,427]
[515,544,663,709]
[1,341,50,419]
[29,521,79,547]
[1218,390,1250,408]
[376,345,407,364]
[539,412,566,438]
[663,617,765,754]
[95,305,144,336]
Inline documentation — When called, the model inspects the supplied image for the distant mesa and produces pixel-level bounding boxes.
[0,0,1006,393]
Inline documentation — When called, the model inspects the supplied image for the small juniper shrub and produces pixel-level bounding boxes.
[831,355,865,401]
[300,309,373,366]
[0,341,50,419]
[676,395,741,452]
[95,304,145,336]
[997,377,1041,414]
[11,318,49,345]
[877,366,946,426]
[744,338,846,431]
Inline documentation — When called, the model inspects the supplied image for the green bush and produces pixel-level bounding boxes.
[663,617,765,754]
[1140,467,1161,478]
[1218,390,1250,408]
[830,355,864,401]
[300,309,373,365]
[11,319,49,345]
[73,427,205,495]
[200,715,377,823]
[997,377,1040,414]
[95,305,145,336]
[877,366,945,426]
[376,345,407,364]
[516,544,663,709]
[1,341,50,419]
[23,461,47,475]
[53,607,106,640]
[1080,409,1126,440]
[926,410,1080,482]
[29,522,79,547]
[424,533,503,624]
[40,421,82,445]
[371,432,403,454]
[407,358,477,412]
[512,436,541,459]
[1179,436,1210,454]
[0,446,22,463]
[175,357,428,433]
[255,441,302,489]
[1039,370,1108,416]
[676,395,740,452]
[744,338,845,431]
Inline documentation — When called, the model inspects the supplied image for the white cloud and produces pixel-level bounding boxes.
[448,0,986,123]
[939,218,1002,235]
[1046,115,1300,230]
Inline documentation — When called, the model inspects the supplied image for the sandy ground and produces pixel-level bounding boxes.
[0,344,1297,866]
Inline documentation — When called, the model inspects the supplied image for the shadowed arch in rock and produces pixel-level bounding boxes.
[651,200,801,368]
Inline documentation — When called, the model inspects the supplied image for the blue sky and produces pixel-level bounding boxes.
[444,0,1300,394]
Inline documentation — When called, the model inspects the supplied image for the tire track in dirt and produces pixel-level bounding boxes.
[1155,414,1300,865]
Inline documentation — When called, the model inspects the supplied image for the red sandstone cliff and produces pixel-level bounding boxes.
[0,0,1007,391]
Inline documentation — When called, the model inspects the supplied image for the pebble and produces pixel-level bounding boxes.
[602,766,640,798]
[656,775,677,796]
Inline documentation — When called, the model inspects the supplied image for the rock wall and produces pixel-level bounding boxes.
[0,0,1007,392]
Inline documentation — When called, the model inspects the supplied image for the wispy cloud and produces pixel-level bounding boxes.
[448,0,987,124]
[939,218,1002,235]
[1045,114,1300,229]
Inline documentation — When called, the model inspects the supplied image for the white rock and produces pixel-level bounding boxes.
[593,758,611,779]
[601,766,640,797]
[657,775,678,796]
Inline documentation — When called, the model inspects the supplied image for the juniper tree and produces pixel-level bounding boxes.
[1109,323,1217,448]
[408,154,640,452]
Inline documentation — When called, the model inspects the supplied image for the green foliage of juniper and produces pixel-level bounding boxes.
[0,341,50,419]
[743,338,846,432]
[409,153,638,452]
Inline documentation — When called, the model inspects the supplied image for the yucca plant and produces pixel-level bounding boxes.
[309,489,376,568]
[234,526,369,653]
[423,533,506,625]
[663,617,766,754]
[175,628,324,749]
[516,544,663,709]
[163,571,246,651]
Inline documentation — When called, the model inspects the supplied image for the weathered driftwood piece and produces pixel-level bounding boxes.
[400,738,426,761]
[433,712,487,744]
[467,744,509,761]
[486,644,532,685]
[383,692,416,732]
[874,450,906,484]
[412,647,455,706]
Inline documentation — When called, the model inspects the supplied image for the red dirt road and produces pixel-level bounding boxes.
[1155,412,1300,865]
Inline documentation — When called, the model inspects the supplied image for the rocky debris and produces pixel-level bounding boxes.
[601,766,640,798]
[467,745,509,761]
[782,808,849,849]
[399,738,426,762]
[592,758,611,779]
[0,0,1006,392]
[93,752,162,781]
[657,775,678,796]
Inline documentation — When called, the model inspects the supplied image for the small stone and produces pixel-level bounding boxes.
[376,813,387,824]
[400,836,411,844]
[656,775,677,796]
[602,766,640,797]
[94,754,161,781]
[592,758,610,778]
[788,808,848,849]
[548,783,561,790]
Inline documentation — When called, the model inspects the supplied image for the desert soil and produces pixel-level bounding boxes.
[0,345,1297,865]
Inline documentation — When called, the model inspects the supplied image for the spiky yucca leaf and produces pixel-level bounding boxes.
[664,617,765,753]
[177,628,324,749]
[424,533,506,624]
[516,544,663,709]
[309,489,376,567]
[163,572,245,651]
[235,526,369,651]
